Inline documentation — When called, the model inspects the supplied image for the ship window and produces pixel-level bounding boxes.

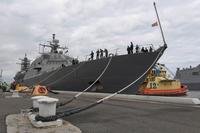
[192,72,199,75]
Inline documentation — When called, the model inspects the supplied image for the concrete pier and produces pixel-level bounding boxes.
[1,91,200,133]
[58,91,200,105]
[6,114,81,133]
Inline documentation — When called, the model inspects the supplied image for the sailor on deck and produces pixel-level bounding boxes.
[130,42,133,54]
[104,49,108,57]
[135,45,139,53]
[127,46,130,54]
[100,49,104,58]
[90,51,94,60]
[96,49,100,59]
[150,46,153,52]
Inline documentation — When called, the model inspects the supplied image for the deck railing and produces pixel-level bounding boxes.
[81,44,156,62]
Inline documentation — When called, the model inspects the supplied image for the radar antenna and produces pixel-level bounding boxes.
[39,34,68,54]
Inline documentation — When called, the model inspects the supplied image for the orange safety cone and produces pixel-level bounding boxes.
[31,85,48,96]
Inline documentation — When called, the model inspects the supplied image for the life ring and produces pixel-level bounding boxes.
[32,85,48,96]
[38,86,47,94]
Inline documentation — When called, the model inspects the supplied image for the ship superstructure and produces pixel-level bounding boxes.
[23,34,73,81]
[14,54,31,82]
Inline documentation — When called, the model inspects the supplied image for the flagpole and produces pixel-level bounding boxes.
[153,2,167,46]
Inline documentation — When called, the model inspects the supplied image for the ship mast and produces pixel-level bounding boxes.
[153,2,167,47]
[39,34,68,54]
[17,54,31,71]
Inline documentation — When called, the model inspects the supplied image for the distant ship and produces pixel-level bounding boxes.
[14,34,167,94]
[175,65,200,91]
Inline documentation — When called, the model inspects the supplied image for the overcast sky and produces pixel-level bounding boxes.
[0,0,199,82]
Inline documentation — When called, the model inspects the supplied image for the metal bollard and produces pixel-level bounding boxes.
[31,96,49,108]
[38,97,59,117]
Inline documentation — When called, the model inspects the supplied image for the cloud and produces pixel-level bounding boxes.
[0,0,199,82]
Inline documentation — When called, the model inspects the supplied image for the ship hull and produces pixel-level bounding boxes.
[20,47,165,94]
[183,83,200,91]
[175,64,200,91]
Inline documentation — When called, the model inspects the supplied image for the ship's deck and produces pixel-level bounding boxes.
[1,91,200,133]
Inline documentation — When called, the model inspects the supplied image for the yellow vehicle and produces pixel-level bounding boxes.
[15,84,30,92]
[138,63,187,96]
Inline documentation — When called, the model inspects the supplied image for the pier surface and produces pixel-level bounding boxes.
[1,91,200,133]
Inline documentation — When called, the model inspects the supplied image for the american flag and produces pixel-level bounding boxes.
[152,21,158,27]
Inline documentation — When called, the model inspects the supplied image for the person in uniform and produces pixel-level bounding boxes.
[130,42,133,54]
[149,46,153,52]
[90,51,94,60]
[100,49,104,58]
[10,81,17,90]
[145,48,148,52]
[72,59,75,65]
[135,45,139,53]
[104,49,108,57]
[127,46,130,54]
[96,49,100,59]
[141,47,145,53]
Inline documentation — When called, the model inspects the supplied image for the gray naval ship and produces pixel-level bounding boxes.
[175,65,200,91]
[14,34,167,94]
